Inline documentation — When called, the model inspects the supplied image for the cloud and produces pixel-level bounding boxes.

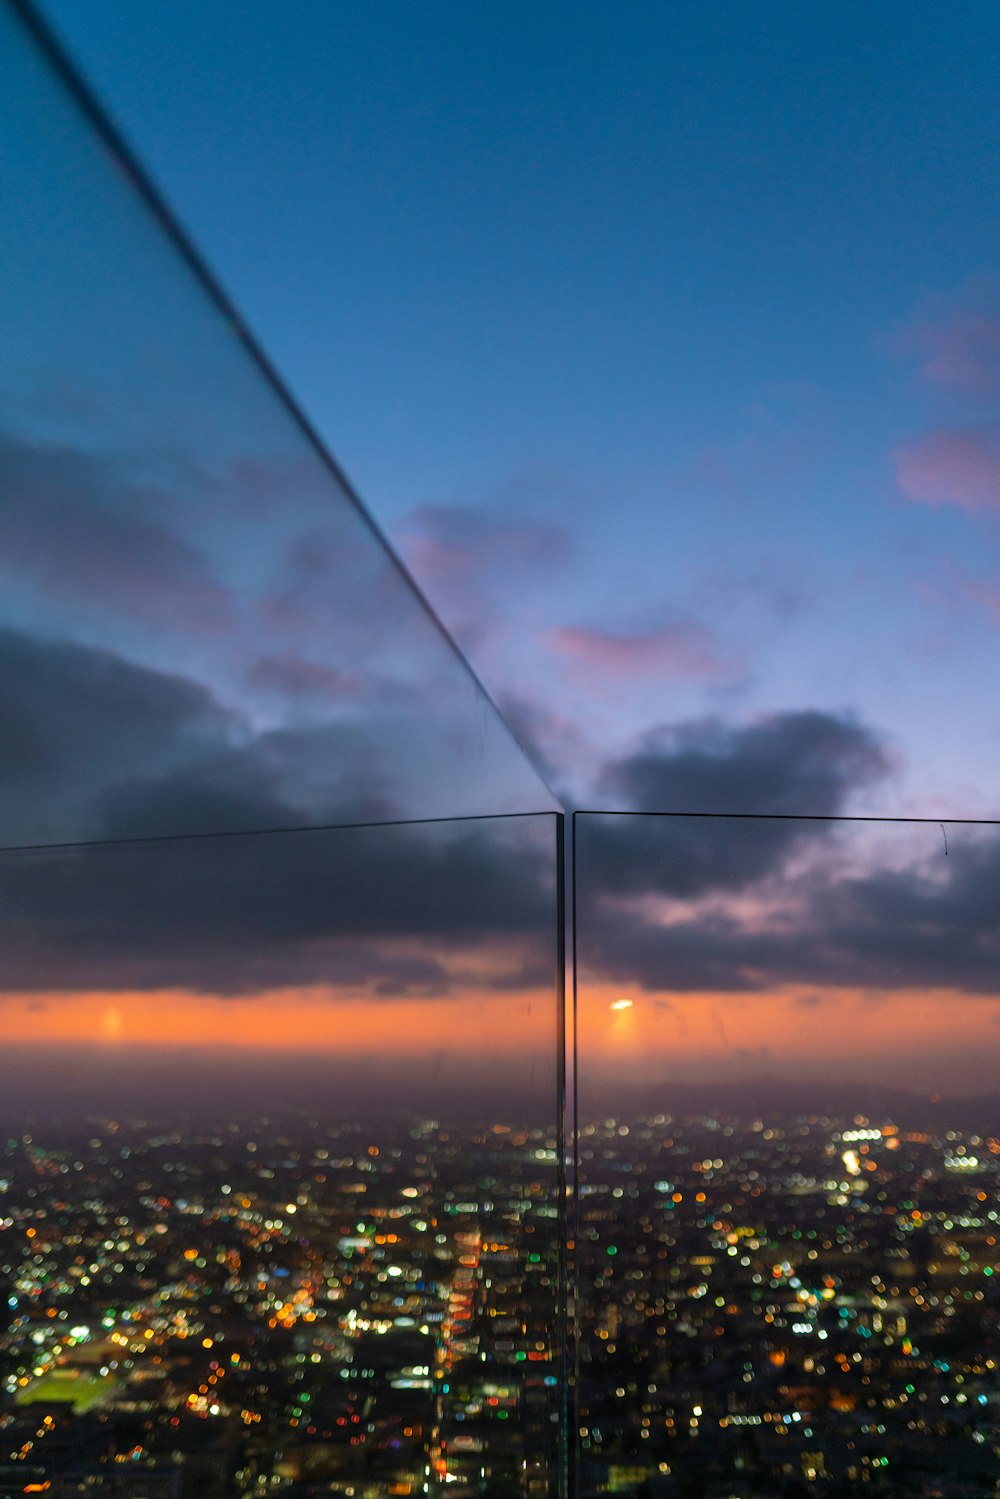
[895,425,1000,514]
[0,815,555,998]
[396,501,571,646]
[1,632,993,1015]
[577,711,891,905]
[918,313,1000,399]
[0,627,242,846]
[0,627,478,846]
[494,691,584,791]
[599,710,889,818]
[582,828,1000,998]
[894,280,1000,400]
[892,282,1000,518]
[958,573,1000,622]
[246,654,363,701]
[0,430,232,632]
[550,620,734,683]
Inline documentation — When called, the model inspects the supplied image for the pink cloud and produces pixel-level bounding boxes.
[952,571,1000,623]
[398,503,570,601]
[895,282,1000,399]
[495,690,593,787]
[550,622,734,683]
[895,425,1000,513]
[247,654,363,700]
[920,312,1000,397]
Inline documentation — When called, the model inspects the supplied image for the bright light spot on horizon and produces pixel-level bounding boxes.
[610,999,633,1011]
[102,1007,123,1042]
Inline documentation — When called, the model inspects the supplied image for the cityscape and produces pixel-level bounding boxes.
[0,1114,561,1498]
[1,1103,999,1496]
[575,1108,1000,1498]
[4,2,1000,1497]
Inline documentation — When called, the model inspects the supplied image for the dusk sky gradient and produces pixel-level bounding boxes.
[5,1,1000,1110]
[38,0,1000,816]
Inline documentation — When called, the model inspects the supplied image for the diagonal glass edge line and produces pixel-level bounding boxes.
[12,0,563,818]
[0,808,560,860]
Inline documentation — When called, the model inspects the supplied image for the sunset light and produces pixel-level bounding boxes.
[4,0,1000,1493]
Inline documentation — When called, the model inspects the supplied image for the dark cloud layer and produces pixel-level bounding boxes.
[3,625,995,1010]
[0,627,239,845]
[0,628,455,845]
[0,629,556,996]
[575,714,1000,999]
[0,431,231,631]
[586,711,890,898]
[601,711,889,816]
[582,826,1000,997]
[0,817,556,996]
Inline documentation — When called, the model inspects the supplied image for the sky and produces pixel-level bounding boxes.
[35,0,1000,818]
[4,0,1000,1110]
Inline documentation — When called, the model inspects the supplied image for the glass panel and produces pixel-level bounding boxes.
[575,811,1000,1499]
[0,0,554,850]
[0,814,564,1496]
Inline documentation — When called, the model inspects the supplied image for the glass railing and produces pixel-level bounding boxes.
[573,811,1000,1499]
[6,3,1000,1496]
[0,3,565,1494]
[0,815,565,1497]
[0,0,556,848]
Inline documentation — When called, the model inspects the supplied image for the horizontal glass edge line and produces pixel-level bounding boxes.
[0,808,564,857]
[6,809,992,856]
[573,809,1000,825]
[6,0,559,812]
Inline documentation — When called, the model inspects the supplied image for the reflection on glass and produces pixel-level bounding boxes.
[0,0,553,849]
[0,815,564,1496]
[575,812,1000,1498]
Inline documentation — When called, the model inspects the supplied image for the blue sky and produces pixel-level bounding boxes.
[32,0,1000,814]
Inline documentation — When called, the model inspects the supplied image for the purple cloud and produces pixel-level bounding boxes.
[397,502,571,616]
[895,425,1000,514]
[550,620,735,684]
[247,653,363,701]
[895,279,1000,400]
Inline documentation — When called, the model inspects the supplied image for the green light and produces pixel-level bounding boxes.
[607,1246,617,1256]
[985,1267,994,1276]
[515,1351,527,1361]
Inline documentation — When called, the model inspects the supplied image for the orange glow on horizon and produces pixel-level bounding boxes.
[576,979,1000,1095]
[0,975,997,1095]
[0,984,554,1058]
